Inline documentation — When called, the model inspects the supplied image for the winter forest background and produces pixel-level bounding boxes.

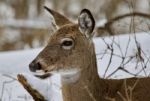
[0,0,150,101]
[0,0,150,51]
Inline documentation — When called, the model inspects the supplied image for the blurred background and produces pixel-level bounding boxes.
[0,0,150,51]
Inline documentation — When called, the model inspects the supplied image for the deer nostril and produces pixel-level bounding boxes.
[35,62,42,70]
[29,62,42,72]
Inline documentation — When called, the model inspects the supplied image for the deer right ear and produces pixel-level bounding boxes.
[78,9,95,38]
[44,6,72,28]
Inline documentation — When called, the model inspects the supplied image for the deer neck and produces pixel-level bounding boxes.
[61,43,122,101]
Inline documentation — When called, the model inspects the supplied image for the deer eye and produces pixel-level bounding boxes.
[61,38,74,50]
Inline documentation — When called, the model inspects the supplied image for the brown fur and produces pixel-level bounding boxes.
[44,6,72,27]
[30,8,150,101]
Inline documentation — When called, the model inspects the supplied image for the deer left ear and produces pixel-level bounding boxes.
[78,9,95,38]
[44,6,72,28]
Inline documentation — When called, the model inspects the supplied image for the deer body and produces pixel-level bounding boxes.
[29,7,150,101]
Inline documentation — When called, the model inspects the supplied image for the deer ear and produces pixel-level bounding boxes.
[78,9,95,38]
[44,6,72,28]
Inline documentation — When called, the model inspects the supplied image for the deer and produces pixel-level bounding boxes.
[28,6,150,101]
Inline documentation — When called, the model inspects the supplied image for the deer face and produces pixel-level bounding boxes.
[29,7,95,81]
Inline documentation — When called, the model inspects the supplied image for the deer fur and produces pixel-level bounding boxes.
[29,7,150,101]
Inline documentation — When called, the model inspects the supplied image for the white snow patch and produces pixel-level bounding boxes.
[22,73,62,101]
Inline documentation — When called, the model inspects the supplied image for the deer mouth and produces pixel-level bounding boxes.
[31,65,58,79]
[31,70,52,79]
[35,73,52,79]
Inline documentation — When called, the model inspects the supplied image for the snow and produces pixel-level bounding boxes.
[0,48,42,73]
[0,48,42,101]
[23,73,62,101]
[94,32,150,78]
[0,32,150,100]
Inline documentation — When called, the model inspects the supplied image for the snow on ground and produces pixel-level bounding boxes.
[0,48,42,74]
[0,32,150,101]
[94,32,150,78]
[23,73,62,101]
[0,48,42,101]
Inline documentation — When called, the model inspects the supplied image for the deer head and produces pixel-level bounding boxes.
[29,7,95,83]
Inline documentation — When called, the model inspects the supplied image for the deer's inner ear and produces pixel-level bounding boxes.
[78,9,95,38]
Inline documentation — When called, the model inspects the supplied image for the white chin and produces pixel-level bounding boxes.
[31,70,51,79]
[53,68,81,84]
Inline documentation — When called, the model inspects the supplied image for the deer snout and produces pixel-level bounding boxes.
[29,60,42,72]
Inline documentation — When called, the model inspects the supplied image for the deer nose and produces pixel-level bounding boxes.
[29,61,42,72]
